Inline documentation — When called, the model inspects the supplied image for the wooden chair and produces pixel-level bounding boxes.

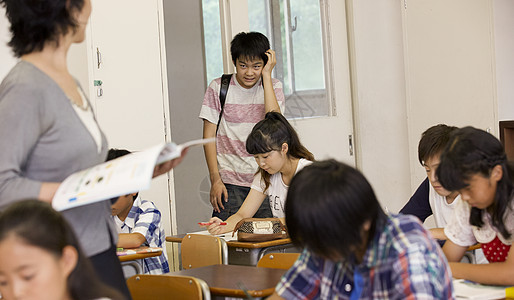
[127,274,211,300]
[257,253,300,270]
[181,234,228,269]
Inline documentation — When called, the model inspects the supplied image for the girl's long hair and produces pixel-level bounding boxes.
[437,127,514,239]
[0,199,124,300]
[246,112,314,192]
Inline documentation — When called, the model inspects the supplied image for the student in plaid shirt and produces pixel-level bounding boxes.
[269,160,453,300]
[108,149,169,274]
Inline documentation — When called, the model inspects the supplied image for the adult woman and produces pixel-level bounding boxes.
[437,126,514,285]
[206,112,314,234]
[0,0,182,297]
[0,199,124,300]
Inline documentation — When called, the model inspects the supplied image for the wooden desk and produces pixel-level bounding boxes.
[117,247,162,275]
[166,234,296,266]
[168,264,287,298]
[117,246,162,262]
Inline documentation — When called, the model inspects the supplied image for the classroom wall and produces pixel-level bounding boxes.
[162,1,212,235]
[347,1,412,212]
[494,0,514,122]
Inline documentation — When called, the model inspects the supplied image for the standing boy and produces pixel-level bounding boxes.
[270,160,453,299]
[200,32,285,220]
[400,124,459,242]
[107,149,169,275]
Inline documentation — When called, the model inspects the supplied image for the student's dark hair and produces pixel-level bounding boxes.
[107,148,138,201]
[418,124,458,165]
[0,200,124,300]
[107,148,132,161]
[437,126,514,239]
[246,112,314,192]
[0,0,85,57]
[230,31,270,65]
[285,160,386,260]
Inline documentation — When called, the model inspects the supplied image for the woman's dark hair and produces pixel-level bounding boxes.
[285,159,386,259]
[418,124,458,165]
[230,31,270,65]
[0,200,124,300]
[246,112,314,191]
[437,126,514,239]
[0,0,85,57]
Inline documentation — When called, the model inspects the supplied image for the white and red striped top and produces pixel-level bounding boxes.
[199,74,285,187]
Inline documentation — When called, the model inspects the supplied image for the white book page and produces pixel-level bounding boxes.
[52,144,164,211]
[453,279,506,299]
[186,230,238,242]
[156,137,215,165]
[52,138,215,212]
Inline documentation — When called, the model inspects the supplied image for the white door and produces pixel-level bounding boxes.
[84,0,174,238]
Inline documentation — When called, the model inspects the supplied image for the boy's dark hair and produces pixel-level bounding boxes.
[418,124,458,165]
[437,126,514,239]
[246,112,314,192]
[107,148,131,161]
[0,200,123,300]
[230,31,270,65]
[107,148,138,201]
[285,159,386,260]
[0,0,85,57]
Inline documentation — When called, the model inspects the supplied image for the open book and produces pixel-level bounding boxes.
[52,137,215,211]
[453,279,513,299]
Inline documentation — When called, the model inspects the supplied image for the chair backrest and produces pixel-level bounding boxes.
[257,252,300,270]
[181,234,228,269]
[127,274,211,300]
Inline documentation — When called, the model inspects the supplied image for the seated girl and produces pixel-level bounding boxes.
[0,199,123,300]
[205,112,314,235]
[437,126,514,285]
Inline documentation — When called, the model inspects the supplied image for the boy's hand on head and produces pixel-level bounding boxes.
[262,49,276,78]
[210,179,228,213]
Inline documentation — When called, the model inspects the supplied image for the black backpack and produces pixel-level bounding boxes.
[216,74,231,134]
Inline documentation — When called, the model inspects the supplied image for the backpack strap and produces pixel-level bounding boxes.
[216,74,232,134]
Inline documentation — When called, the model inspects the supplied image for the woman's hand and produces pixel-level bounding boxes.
[152,148,189,178]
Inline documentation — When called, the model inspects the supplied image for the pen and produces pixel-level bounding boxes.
[198,222,227,226]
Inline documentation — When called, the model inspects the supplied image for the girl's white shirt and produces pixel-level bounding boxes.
[445,197,514,246]
[251,158,312,218]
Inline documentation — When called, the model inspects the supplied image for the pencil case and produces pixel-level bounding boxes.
[233,218,287,242]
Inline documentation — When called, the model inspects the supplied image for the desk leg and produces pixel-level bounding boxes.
[121,261,143,278]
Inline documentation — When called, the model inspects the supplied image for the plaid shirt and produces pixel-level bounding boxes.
[276,214,453,299]
[115,196,169,274]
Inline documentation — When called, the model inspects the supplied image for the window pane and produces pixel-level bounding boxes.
[248,1,270,38]
[248,0,331,119]
[202,0,223,84]
[290,0,325,91]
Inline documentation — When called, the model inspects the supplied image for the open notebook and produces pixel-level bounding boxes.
[453,279,513,299]
[186,230,238,242]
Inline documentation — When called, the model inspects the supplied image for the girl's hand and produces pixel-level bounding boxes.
[207,217,225,235]
[262,49,276,78]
